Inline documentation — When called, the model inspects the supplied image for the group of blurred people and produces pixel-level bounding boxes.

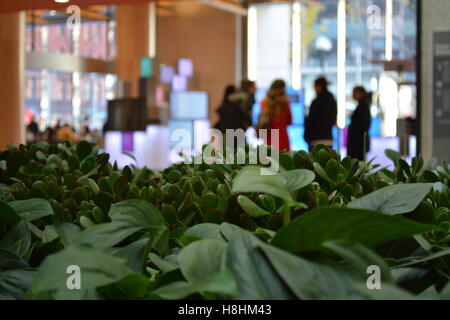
[26,118,102,146]
[215,76,372,161]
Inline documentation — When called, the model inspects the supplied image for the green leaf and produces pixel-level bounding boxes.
[179,239,227,284]
[0,270,36,300]
[29,245,134,295]
[76,141,93,161]
[323,240,393,283]
[226,231,294,300]
[106,238,150,274]
[43,223,81,247]
[353,283,416,300]
[153,270,237,300]
[232,166,293,201]
[181,223,224,245]
[272,207,435,253]
[238,195,271,218]
[259,241,361,299]
[392,249,450,269]
[0,201,20,228]
[0,249,30,271]
[8,199,54,221]
[278,169,315,192]
[71,200,165,250]
[385,149,402,164]
[348,183,433,215]
[313,163,334,184]
[98,274,150,300]
[0,221,31,258]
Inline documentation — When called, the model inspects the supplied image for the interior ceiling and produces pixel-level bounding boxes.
[0,0,173,14]
[0,0,257,14]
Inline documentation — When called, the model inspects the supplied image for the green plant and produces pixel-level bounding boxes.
[1,141,450,300]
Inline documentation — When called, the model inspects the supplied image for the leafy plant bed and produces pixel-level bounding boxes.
[1,141,450,300]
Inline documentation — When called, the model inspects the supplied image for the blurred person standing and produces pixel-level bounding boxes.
[56,123,78,143]
[240,79,257,128]
[41,127,57,144]
[347,86,372,161]
[259,79,292,152]
[304,77,337,151]
[214,85,246,132]
[26,114,39,145]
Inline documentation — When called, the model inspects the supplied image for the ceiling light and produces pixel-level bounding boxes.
[54,0,70,3]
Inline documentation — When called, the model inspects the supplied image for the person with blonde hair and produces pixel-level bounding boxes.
[259,79,292,152]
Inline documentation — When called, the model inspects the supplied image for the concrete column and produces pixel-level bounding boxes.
[115,3,154,98]
[0,12,25,149]
[421,0,450,161]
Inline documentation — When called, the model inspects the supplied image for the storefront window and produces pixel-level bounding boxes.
[249,0,417,161]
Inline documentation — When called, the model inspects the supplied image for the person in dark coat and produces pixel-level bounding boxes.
[214,85,247,132]
[347,86,372,161]
[304,77,338,151]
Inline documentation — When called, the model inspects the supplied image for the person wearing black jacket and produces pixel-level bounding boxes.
[347,86,372,161]
[214,85,247,132]
[304,77,337,151]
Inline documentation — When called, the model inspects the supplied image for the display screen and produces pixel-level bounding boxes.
[107,98,147,131]
[169,120,194,148]
[172,74,188,92]
[160,65,174,84]
[140,57,153,78]
[178,58,194,77]
[170,91,208,120]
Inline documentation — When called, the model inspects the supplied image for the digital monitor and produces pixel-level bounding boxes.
[170,91,208,120]
[168,120,194,148]
[160,65,174,84]
[106,98,147,131]
[178,58,194,77]
[172,74,188,92]
[140,57,153,78]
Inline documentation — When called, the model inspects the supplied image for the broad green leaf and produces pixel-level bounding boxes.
[259,241,362,299]
[106,238,150,274]
[353,283,415,300]
[44,223,81,246]
[178,239,227,284]
[8,199,54,221]
[272,207,435,253]
[392,249,450,269]
[109,199,165,227]
[148,253,178,273]
[348,183,433,215]
[385,149,402,164]
[440,282,450,300]
[226,231,294,300]
[71,200,165,250]
[323,240,393,283]
[0,201,20,228]
[0,270,36,300]
[153,270,237,300]
[30,245,134,295]
[181,223,224,245]
[98,274,150,300]
[278,169,315,192]
[232,166,293,202]
[237,195,270,218]
[0,249,30,271]
[219,222,245,241]
[76,140,93,161]
[417,286,440,300]
[0,221,31,258]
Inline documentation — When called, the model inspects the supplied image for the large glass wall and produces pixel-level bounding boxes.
[248,0,417,163]
[24,7,117,132]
